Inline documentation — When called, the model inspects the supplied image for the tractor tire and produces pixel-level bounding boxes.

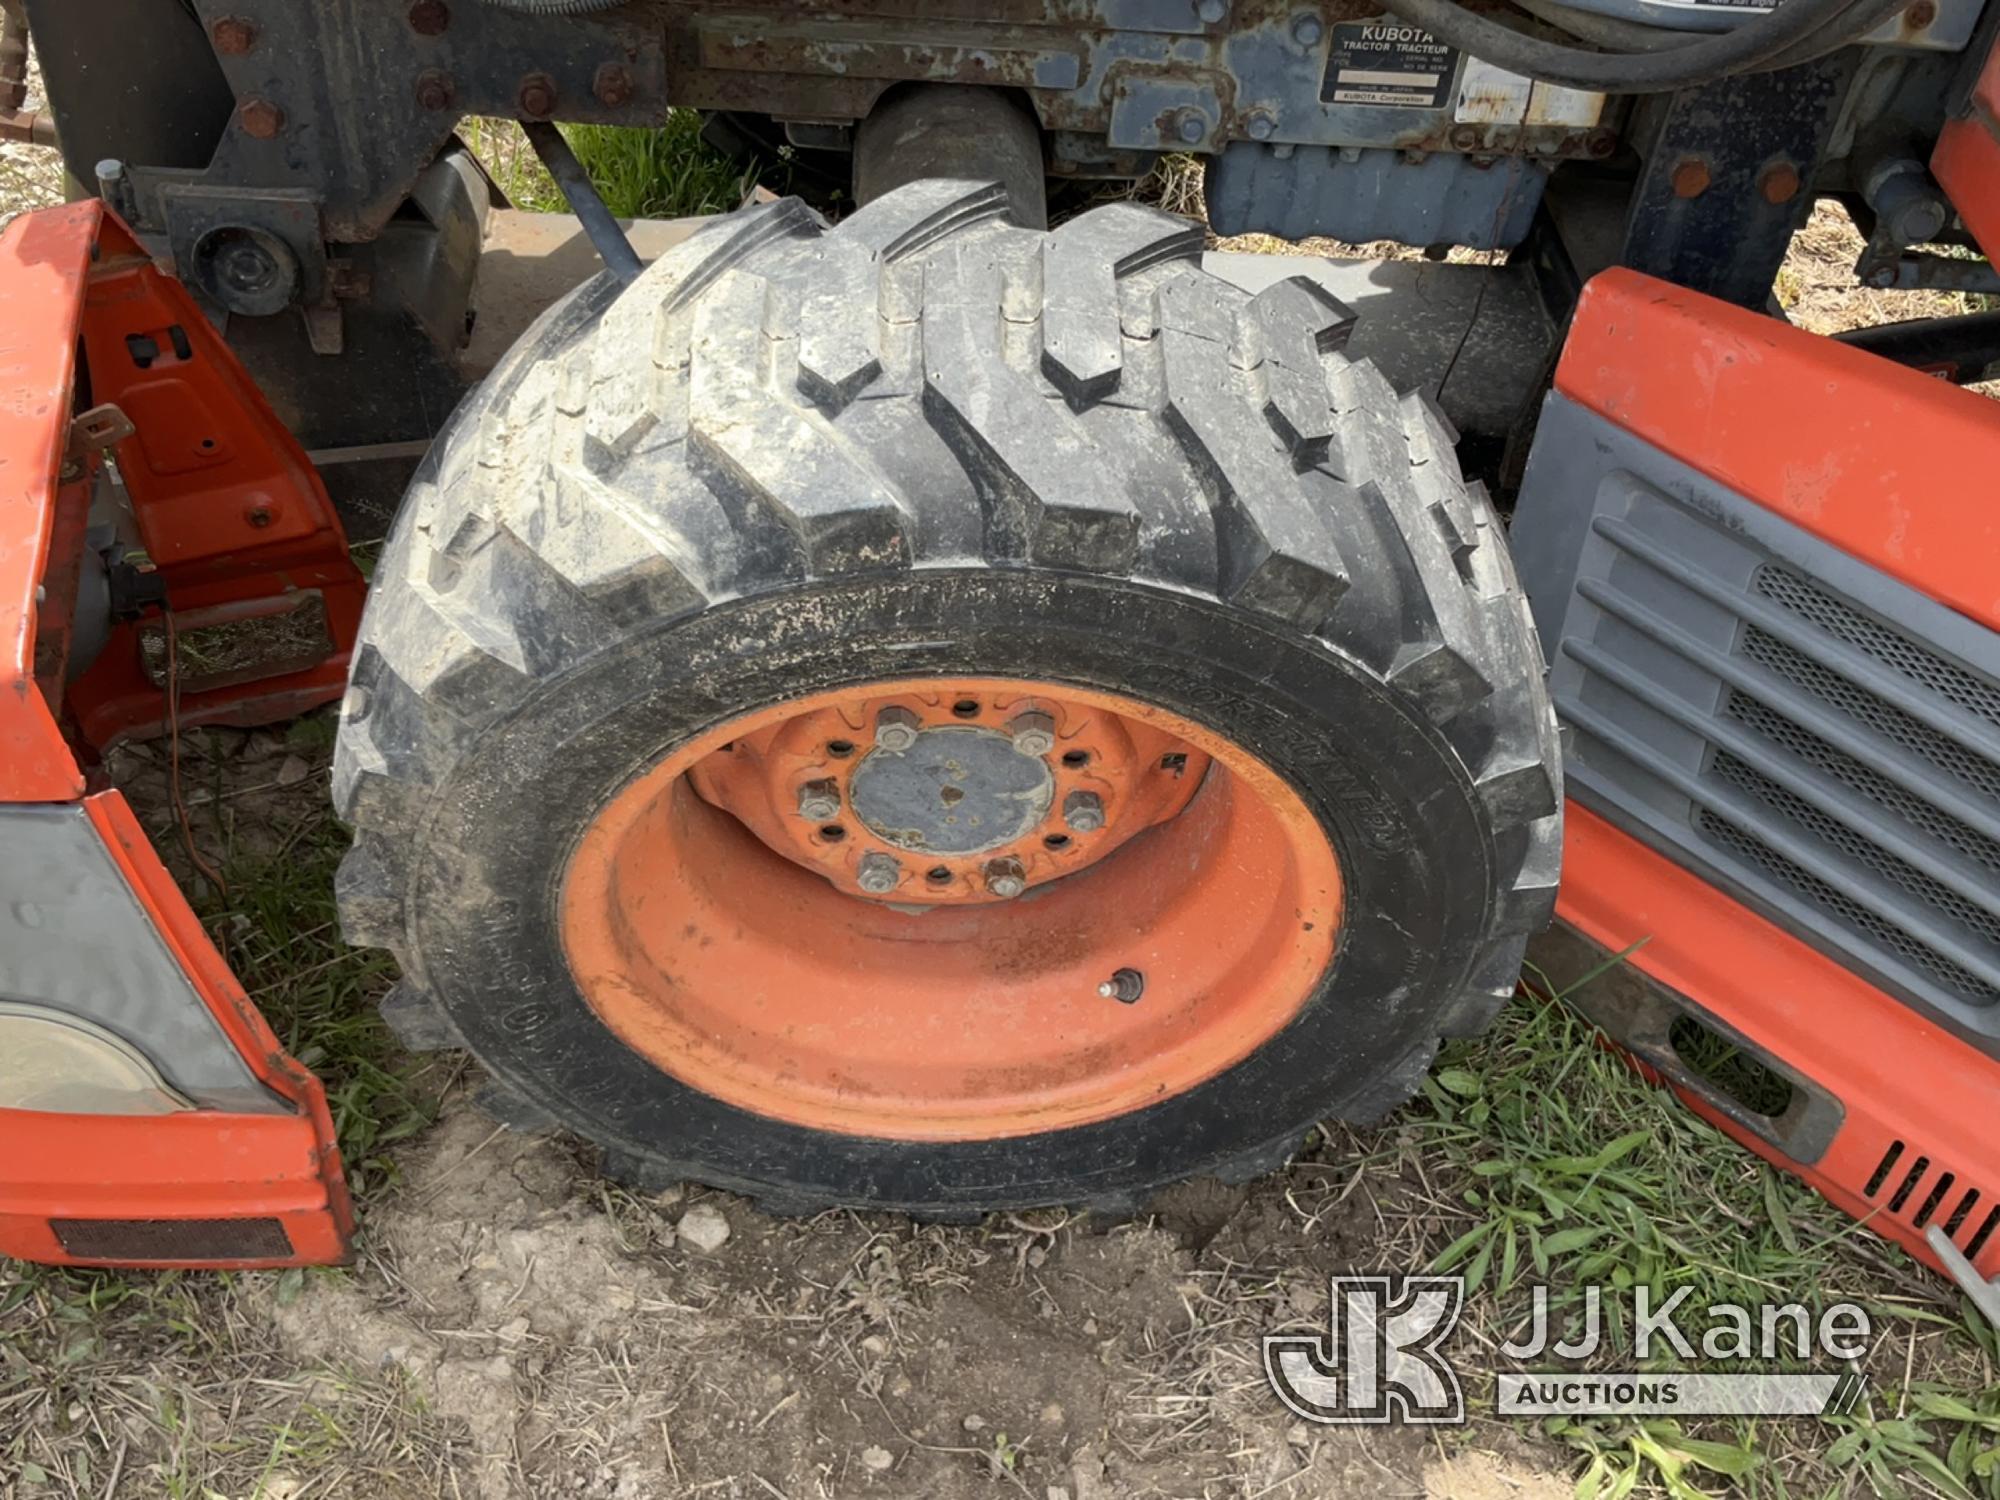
[333,180,1561,1218]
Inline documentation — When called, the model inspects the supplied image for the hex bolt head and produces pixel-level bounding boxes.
[797,778,842,822]
[874,706,921,752]
[407,0,450,35]
[238,98,285,139]
[1176,110,1207,145]
[1670,156,1711,199]
[517,72,558,120]
[1758,160,1801,206]
[415,69,456,112]
[1007,710,1057,757]
[983,857,1027,899]
[857,853,902,895]
[1196,0,1227,21]
[594,62,634,106]
[1063,791,1106,833]
[211,16,257,54]
[1245,110,1276,141]
[1291,13,1324,45]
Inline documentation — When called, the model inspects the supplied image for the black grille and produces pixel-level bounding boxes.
[1753,567,2000,728]
[1737,624,2000,806]
[1863,1140,2000,1258]
[1696,811,2000,1005]
[51,1217,294,1262]
[1687,562,2000,1022]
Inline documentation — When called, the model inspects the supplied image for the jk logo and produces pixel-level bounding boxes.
[1264,1275,1466,1424]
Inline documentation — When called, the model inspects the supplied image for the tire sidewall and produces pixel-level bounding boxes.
[406,567,1494,1210]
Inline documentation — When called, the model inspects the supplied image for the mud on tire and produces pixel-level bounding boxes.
[332,180,1561,1217]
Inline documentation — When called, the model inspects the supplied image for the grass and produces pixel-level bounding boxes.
[460,112,756,221]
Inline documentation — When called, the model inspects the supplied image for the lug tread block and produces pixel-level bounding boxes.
[533,464,713,626]
[922,248,1141,572]
[1252,273,1357,356]
[334,837,403,949]
[599,1147,688,1198]
[586,198,824,460]
[841,178,1013,262]
[689,270,914,574]
[1332,363,1493,722]
[1338,1039,1440,1125]
[379,982,464,1052]
[796,239,884,411]
[1497,812,1563,933]
[1247,278,1344,462]
[330,645,444,830]
[1037,202,1201,403]
[1157,273,1348,628]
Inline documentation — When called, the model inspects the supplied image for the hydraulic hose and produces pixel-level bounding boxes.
[1508,0,1898,69]
[1375,0,1909,90]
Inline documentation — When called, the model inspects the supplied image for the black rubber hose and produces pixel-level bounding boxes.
[1376,0,1908,90]
[1507,0,1895,69]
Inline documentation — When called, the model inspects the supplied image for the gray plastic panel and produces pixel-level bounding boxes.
[1512,392,2000,1058]
[0,804,284,1112]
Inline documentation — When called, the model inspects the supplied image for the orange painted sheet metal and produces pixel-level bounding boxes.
[0,792,354,1269]
[0,202,94,801]
[1932,37,2000,267]
[1552,267,2000,631]
[1559,804,2000,1281]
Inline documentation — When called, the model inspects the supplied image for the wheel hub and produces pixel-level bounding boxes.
[685,684,1212,904]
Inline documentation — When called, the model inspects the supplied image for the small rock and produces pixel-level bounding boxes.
[497,1317,530,1341]
[275,753,311,786]
[1047,1490,1072,1500]
[860,1334,889,1356]
[962,1414,987,1432]
[676,1203,731,1252]
[1082,1317,1099,1336]
[1286,1422,1310,1447]
[763,1373,786,1394]
[859,1446,894,1472]
[1041,1403,1065,1427]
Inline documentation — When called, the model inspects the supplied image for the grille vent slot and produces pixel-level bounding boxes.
[1862,1141,2000,1257]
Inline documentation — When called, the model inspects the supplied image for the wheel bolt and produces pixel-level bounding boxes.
[797,778,841,821]
[857,853,901,894]
[874,706,920,752]
[983,857,1027,899]
[1063,791,1105,833]
[1007,710,1056,757]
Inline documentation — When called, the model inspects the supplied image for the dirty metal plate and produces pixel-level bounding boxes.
[849,728,1055,855]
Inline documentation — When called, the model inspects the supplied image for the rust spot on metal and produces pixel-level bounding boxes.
[415,69,455,112]
[593,62,634,107]
[238,98,285,140]
[1670,156,1711,199]
[1905,0,1938,26]
[407,0,449,36]
[1758,159,1801,205]
[517,72,558,120]
[210,16,256,55]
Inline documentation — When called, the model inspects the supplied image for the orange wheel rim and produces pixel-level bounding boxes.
[559,677,1342,1141]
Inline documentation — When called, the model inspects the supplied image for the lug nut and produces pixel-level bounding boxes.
[1007,710,1056,756]
[238,98,285,139]
[211,16,257,54]
[517,72,558,120]
[857,853,902,894]
[983,857,1027,899]
[874,706,920,752]
[1063,791,1105,833]
[797,778,841,821]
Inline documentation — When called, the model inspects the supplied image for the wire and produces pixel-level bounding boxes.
[1375,0,1909,90]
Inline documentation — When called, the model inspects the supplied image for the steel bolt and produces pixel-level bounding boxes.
[1867,263,1897,289]
[594,62,634,107]
[1097,968,1145,1004]
[1291,13,1324,45]
[1587,129,1618,159]
[238,98,285,139]
[874,705,921,752]
[408,0,450,35]
[1906,0,1938,26]
[983,857,1027,900]
[1063,791,1106,833]
[211,16,257,54]
[1006,710,1057,757]
[1245,110,1276,141]
[858,853,902,895]
[1449,123,1480,152]
[1758,160,1801,206]
[1669,156,1711,199]
[415,69,456,112]
[517,72,558,120]
[797,778,842,822]
[246,502,275,528]
[1196,0,1227,21]
[1176,110,1207,145]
